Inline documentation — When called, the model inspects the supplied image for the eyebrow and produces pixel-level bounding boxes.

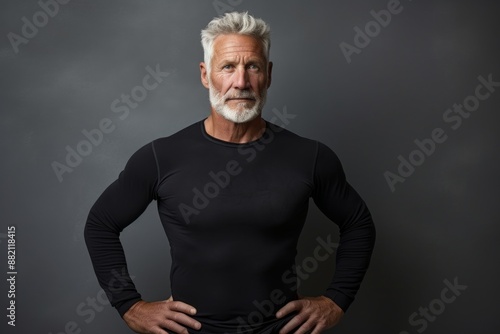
[216,57,265,65]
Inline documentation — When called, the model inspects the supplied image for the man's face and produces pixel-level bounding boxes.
[201,34,272,123]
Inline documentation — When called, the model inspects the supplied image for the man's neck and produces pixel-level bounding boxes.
[204,112,266,144]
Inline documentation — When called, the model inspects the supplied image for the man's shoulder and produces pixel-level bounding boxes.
[151,119,204,145]
[126,120,203,162]
[266,120,318,146]
[266,120,341,162]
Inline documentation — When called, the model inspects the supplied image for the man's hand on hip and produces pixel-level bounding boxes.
[123,296,201,334]
[276,296,344,334]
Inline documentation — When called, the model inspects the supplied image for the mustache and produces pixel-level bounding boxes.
[224,90,257,101]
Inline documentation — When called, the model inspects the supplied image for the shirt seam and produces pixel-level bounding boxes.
[151,140,161,199]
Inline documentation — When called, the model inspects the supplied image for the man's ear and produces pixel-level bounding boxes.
[267,61,273,89]
[200,62,210,89]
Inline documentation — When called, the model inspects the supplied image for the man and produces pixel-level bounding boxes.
[85,11,375,334]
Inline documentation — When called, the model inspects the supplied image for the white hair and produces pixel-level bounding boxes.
[208,79,266,123]
[201,11,271,74]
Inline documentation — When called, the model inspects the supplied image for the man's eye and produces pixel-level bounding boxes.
[248,64,259,70]
[223,65,233,70]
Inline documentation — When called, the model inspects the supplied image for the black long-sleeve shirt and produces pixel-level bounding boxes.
[84,119,376,333]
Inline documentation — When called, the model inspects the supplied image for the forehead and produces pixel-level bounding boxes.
[212,34,265,61]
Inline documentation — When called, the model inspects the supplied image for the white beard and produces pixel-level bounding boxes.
[208,82,267,123]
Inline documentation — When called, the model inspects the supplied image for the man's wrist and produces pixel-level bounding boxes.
[322,290,352,313]
[118,298,144,318]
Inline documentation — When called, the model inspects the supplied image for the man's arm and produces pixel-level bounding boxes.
[84,141,201,333]
[311,142,376,311]
[277,141,376,333]
[84,142,159,315]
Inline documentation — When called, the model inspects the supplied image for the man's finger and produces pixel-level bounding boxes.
[278,312,309,334]
[158,318,191,334]
[167,300,197,315]
[292,320,317,334]
[151,328,170,334]
[168,311,201,330]
[276,300,301,318]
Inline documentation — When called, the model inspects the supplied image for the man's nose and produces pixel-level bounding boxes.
[232,67,250,90]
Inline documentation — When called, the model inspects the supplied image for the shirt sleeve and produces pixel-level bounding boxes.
[311,141,376,312]
[84,141,159,317]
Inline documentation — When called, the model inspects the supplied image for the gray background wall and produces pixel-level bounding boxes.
[1,0,499,333]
